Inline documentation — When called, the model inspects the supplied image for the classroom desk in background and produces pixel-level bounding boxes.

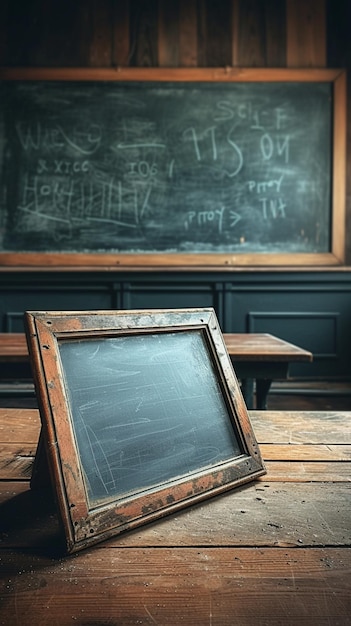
[224,333,312,408]
[0,332,313,409]
[0,408,350,625]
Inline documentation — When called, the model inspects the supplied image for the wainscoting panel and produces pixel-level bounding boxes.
[0,270,350,380]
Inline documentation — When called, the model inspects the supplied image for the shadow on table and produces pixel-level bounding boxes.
[0,486,66,557]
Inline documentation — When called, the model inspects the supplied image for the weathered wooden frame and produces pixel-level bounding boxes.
[0,67,347,269]
[25,307,265,553]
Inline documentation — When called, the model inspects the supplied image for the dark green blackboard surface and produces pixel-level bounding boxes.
[0,80,332,255]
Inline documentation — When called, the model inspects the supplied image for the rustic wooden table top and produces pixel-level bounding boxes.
[0,332,313,362]
[0,332,29,361]
[0,407,349,625]
[224,333,312,361]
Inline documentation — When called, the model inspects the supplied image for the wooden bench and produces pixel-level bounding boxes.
[0,407,349,624]
[0,331,313,408]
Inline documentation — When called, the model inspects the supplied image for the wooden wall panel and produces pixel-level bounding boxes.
[237,0,267,66]
[86,0,113,67]
[196,0,208,67]
[179,0,198,67]
[0,0,328,70]
[112,0,130,67]
[286,0,326,67]
[237,0,286,67]
[158,0,180,67]
[264,0,286,66]
[129,0,158,67]
[231,0,240,65]
[202,0,233,67]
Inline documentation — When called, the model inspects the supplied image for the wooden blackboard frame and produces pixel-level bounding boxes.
[1,67,346,270]
[25,307,265,553]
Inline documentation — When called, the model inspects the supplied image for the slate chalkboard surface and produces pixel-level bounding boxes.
[0,75,334,257]
[59,330,242,505]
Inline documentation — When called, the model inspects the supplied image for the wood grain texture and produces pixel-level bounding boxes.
[0,443,35,479]
[225,333,313,361]
[263,460,351,482]
[250,410,351,443]
[129,0,158,67]
[261,443,351,461]
[231,0,240,65]
[1,548,349,626]
[1,480,350,549]
[264,0,286,66]
[158,0,179,67]
[87,0,113,67]
[286,0,326,67]
[1,409,350,623]
[0,408,39,442]
[196,0,207,67]
[237,0,267,66]
[112,0,130,67]
[179,0,198,66]
[202,0,233,67]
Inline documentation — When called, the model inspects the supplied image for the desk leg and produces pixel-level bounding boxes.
[240,379,254,410]
[256,379,272,410]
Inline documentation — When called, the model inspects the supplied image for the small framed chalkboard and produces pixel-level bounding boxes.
[0,67,347,268]
[25,307,265,553]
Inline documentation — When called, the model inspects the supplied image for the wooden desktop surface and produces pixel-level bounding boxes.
[0,332,29,361]
[224,332,312,361]
[0,408,349,625]
[0,331,312,362]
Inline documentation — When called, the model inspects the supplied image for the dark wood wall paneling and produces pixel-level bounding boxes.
[0,0,327,68]
[0,1,331,66]
[1,270,350,380]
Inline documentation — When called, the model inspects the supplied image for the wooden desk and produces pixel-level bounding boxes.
[0,408,350,625]
[225,333,313,408]
[0,332,313,408]
[0,332,29,366]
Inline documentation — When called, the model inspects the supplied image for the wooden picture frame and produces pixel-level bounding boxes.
[0,67,347,269]
[25,307,265,553]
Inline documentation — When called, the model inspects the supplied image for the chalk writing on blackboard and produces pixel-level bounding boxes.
[59,330,241,505]
[1,80,332,254]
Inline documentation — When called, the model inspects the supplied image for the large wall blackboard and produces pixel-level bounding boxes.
[0,69,342,264]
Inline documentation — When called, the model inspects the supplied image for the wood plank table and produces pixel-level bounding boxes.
[225,333,313,408]
[0,332,313,409]
[0,408,350,625]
